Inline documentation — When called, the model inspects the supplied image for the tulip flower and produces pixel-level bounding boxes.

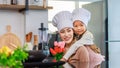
[50,48,57,55]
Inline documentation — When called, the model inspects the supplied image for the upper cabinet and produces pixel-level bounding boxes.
[0,0,53,12]
[0,4,53,11]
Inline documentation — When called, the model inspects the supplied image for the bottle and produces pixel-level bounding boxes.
[33,35,38,50]
[43,45,50,56]
[25,32,33,51]
[43,0,46,8]
[11,0,17,5]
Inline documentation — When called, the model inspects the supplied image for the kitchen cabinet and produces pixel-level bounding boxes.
[0,4,53,12]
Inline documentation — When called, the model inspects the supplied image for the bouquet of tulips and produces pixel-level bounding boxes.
[50,41,65,61]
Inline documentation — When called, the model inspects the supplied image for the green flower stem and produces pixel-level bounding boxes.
[54,53,63,61]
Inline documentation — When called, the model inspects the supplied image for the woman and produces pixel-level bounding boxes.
[52,11,89,62]
[62,8,105,62]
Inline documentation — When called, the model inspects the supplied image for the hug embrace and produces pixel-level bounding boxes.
[52,8,105,63]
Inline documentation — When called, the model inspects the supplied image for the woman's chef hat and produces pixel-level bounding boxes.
[72,8,91,26]
[52,11,73,32]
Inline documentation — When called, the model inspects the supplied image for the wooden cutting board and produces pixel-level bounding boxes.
[0,25,22,50]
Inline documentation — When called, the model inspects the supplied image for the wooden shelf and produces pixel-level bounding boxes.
[29,5,53,10]
[0,4,53,11]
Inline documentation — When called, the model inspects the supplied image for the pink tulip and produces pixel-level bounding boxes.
[58,42,62,47]
[58,41,65,48]
[54,41,58,46]
[61,41,65,48]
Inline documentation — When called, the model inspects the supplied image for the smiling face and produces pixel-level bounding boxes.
[73,20,87,35]
[59,27,74,44]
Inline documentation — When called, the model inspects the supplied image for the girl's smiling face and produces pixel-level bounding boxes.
[59,27,74,44]
[73,20,87,35]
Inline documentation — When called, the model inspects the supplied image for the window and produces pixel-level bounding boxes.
[48,1,75,21]
[48,1,91,33]
[79,2,92,8]
[48,1,75,33]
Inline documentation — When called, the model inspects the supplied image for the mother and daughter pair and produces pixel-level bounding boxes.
[52,8,105,63]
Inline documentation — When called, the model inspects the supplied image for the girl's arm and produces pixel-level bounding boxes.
[62,31,94,61]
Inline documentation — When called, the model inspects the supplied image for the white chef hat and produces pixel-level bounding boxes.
[52,11,73,32]
[72,8,91,26]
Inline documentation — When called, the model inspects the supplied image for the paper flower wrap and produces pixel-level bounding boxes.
[50,41,65,61]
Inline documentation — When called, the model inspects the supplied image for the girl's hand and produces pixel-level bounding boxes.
[60,58,67,62]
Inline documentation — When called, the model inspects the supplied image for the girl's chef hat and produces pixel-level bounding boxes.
[52,11,73,32]
[72,8,91,26]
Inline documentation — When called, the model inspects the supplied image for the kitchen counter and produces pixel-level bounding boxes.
[23,56,106,68]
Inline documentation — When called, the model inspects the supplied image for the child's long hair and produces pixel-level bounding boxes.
[74,30,101,54]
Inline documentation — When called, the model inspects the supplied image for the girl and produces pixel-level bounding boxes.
[62,8,104,62]
[52,11,89,62]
